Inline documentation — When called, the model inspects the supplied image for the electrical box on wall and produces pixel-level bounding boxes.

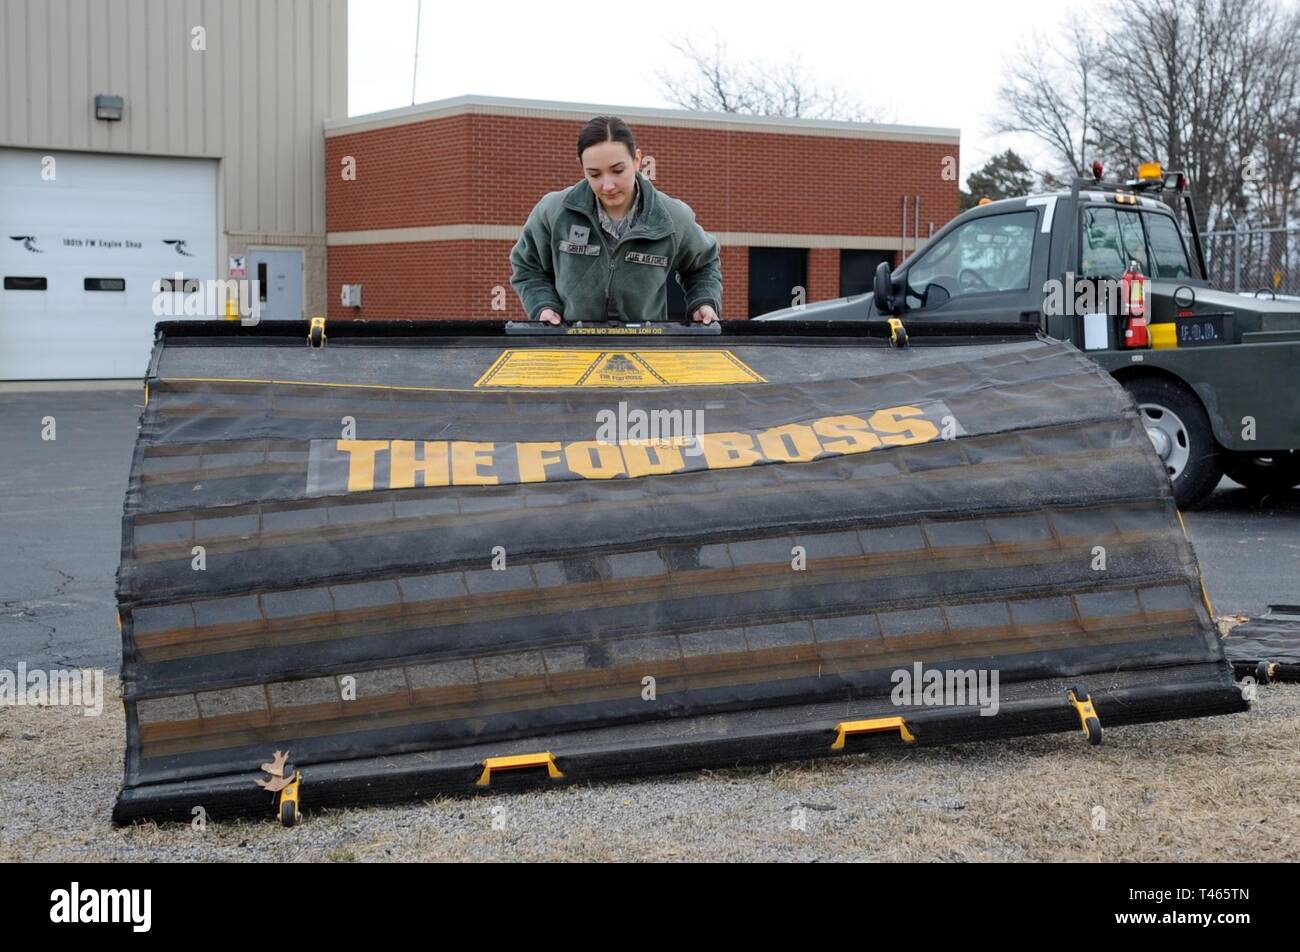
[340,284,362,308]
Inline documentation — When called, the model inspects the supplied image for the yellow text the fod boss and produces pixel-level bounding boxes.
[305,404,956,494]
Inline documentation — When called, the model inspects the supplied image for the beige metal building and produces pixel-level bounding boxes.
[0,0,346,378]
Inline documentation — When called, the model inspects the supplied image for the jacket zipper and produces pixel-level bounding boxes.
[599,225,616,317]
[580,208,671,320]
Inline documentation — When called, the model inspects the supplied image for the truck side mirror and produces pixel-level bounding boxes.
[873,261,897,315]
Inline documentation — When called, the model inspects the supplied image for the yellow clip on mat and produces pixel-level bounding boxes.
[1068,688,1103,745]
[477,752,564,786]
[831,716,916,749]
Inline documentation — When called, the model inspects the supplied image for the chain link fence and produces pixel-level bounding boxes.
[1203,226,1300,297]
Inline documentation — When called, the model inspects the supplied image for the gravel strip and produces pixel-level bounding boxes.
[2,679,1296,862]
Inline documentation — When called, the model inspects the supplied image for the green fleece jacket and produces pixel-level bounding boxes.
[510,171,723,323]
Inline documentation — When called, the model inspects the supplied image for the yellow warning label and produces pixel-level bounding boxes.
[474,349,766,388]
[476,351,597,387]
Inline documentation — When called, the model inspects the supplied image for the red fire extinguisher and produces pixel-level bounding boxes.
[1122,260,1148,348]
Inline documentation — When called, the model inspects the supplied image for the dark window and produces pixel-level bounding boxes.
[748,247,808,318]
[1115,209,1150,274]
[840,250,894,297]
[1081,207,1150,277]
[1145,213,1193,278]
[84,277,125,291]
[907,211,1036,307]
[157,277,200,293]
[1081,208,1126,276]
[4,276,47,290]
[257,262,268,302]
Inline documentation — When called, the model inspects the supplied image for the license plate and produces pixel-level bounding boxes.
[1175,313,1231,346]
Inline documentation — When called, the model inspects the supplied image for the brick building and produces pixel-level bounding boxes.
[324,95,959,321]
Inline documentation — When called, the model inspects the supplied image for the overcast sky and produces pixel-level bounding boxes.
[348,0,1086,185]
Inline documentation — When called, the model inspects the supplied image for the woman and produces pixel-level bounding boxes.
[510,116,722,325]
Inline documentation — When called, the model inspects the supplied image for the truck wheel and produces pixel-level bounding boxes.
[1221,450,1300,493]
[1124,377,1222,509]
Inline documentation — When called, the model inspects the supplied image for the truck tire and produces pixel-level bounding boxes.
[1222,450,1300,493]
[1123,377,1222,509]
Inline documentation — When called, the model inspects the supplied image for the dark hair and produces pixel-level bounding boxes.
[577,116,637,162]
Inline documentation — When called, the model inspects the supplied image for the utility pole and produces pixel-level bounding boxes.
[411,0,423,105]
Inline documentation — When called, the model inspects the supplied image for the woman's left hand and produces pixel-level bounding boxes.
[691,305,719,325]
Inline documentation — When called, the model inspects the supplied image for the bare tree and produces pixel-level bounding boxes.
[992,15,1102,181]
[657,37,882,122]
[996,0,1300,230]
[1239,3,1300,226]
[1090,0,1296,230]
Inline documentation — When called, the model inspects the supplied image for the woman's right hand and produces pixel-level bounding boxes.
[537,308,563,325]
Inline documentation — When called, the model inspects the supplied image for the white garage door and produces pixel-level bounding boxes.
[0,148,217,380]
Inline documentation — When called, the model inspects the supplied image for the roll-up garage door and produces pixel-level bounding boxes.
[0,148,217,379]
